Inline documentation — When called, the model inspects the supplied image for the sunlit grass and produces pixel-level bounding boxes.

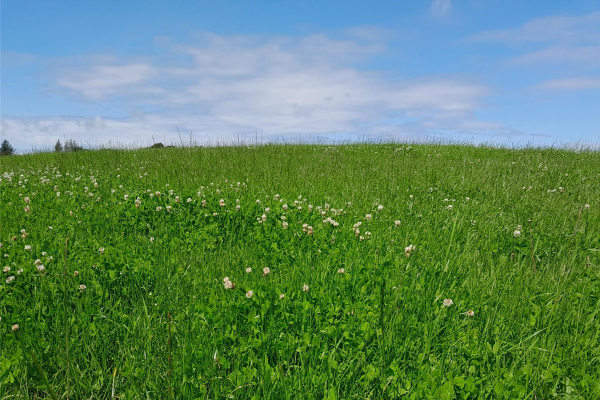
[1,143,599,399]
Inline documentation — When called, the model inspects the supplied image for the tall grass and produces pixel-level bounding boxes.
[1,143,599,398]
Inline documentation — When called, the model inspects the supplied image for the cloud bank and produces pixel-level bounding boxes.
[3,30,525,150]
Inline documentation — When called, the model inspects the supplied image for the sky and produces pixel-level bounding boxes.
[1,0,600,151]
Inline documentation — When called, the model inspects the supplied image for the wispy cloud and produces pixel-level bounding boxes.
[536,77,600,90]
[2,30,518,150]
[470,11,600,44]
[431,0,451,17]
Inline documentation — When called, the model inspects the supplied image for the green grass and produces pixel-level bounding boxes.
[1,143,599,399]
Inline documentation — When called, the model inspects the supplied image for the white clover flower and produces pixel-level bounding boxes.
[263,267,270,276]
[365,214,372,221]
[282,221,289,229]
[279,293,285,299]
[265,207,270,213]
[74,271,79,276]
[245,267,252,273]
[156,206,162,212]
[261,214,267,221]
[246,290,253,298]
[3,266,10,273]
[584,204,590,210]
[17,269,23,274]
[79,284,86,290]
[465,197,470,201]
[466,310,475,317]
[282,204,288,211]
[302,284,309,292]
[337,268,345,274]
[187,198,192,203]
[24,245,32,251]
[377,205,383,211]
[395,220,401,227]
[236,205,241,211]
[6,276,15,284]
[12,324,19,331]
[34,259,41,265]
[36,264,45,272]
[443,299,453,307]
[447,205,453,211]
[150,237,155,243]
[223,277,234,289]
[514,230,521,238]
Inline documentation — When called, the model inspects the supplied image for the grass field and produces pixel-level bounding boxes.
[1,143,599,399]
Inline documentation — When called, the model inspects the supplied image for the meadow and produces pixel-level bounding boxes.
[1,143,599,399]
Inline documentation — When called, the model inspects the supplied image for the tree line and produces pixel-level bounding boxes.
[0,139,83,156]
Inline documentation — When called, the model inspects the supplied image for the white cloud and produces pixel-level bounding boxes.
[2,31,515,150]
[431,0,451,17]
[536,77,600,90]
[56,63,158,99]
[470,11,600,44]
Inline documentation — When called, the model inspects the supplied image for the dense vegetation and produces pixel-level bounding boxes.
[1,144,599,399]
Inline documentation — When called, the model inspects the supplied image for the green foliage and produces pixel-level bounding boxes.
[0,143,599,398]
[0,140,15,156]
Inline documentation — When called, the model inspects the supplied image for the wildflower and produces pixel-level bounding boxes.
[338,268,345,274]
[236,205,240,211]
[24,245,32,251]
[466,310,475,317]
[219,199,225,207]
[17,269,23,274]
[263,267,270,276]
[447,205,453,211]
[443,299,453,307]
[279,293,285,299]
[282,221,289,229]
[395,220,401,227]
[49,226,53,230]
[150,237,155,243]
[283,204,288,211]
[365,214,372,221]
[34,259,41,265]
[24,206,30,212]
[3,266,10,273]
[377,205,384,211]
[6,276,15,284]
[584,204,590,210]
[223,277,234,289]
[12,324,19,331]
[166,206,172,212]
[246,290,253,298]
[404,244,415,257]
[99,247,105,254]
[155,191,161,197]
[74,271,79,276]
[256,199,261,204]
[187,198,192,203]
[156,206,162,212]
[79,284,86,290]
[124,195,129,201]
[465,197,470,201]
[302,284,309,292]
[514,230,521,238]
[261,214,267,222]
[265,207,270,213]
[245,267,252,273]
[36,264,45,272]
[175,196,180,203]
[24,196,30,203]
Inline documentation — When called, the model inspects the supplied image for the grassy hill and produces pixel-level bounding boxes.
[1,144,599,398]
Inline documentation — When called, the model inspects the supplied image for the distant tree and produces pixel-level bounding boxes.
[64,139,83,152]
[55,139,63,152]
[149,142,164,148]
[0,140,15,156]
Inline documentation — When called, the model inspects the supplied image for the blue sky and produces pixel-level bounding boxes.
[2,0,599,151]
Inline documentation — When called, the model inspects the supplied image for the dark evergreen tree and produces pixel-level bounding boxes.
[0,140,15,156]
